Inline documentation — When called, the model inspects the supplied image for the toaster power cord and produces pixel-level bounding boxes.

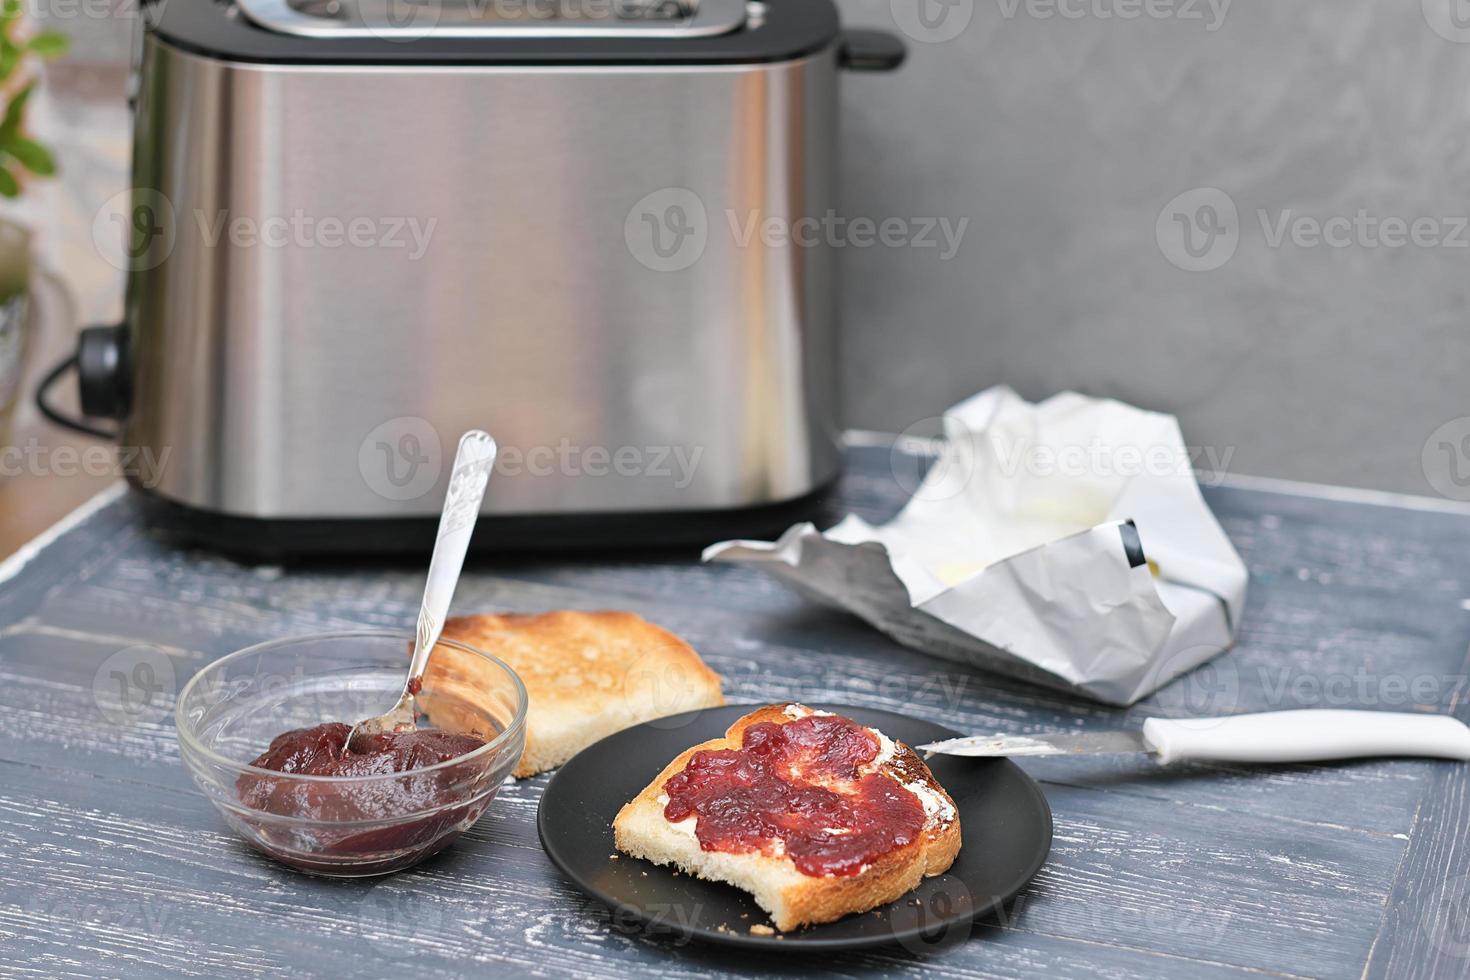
[35,354,122,440]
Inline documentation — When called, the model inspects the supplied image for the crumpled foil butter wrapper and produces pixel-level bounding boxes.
[704,387,1249,705]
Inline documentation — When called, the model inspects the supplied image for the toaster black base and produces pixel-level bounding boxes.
[125,478,842,563]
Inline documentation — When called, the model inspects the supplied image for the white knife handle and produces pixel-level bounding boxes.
[1141,710,1470,765]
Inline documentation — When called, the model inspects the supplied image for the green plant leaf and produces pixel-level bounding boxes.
[0,0,21,25]
[26,31,67,58]
[0,41,18,81]
[0,167,18,197]
[6,137,53,175]
[0,81,31,141]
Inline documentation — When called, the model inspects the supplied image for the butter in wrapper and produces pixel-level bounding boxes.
[704,387,1249,705]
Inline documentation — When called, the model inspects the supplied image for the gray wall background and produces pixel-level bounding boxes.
[36,0,1470,498]
[837,0,1470,499]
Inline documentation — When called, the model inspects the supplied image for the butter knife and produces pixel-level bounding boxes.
[918,710,1470,765]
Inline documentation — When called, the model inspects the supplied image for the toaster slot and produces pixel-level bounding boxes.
[234,0,749,39]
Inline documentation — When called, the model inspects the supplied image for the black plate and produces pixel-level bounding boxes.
[537,704,1053,951]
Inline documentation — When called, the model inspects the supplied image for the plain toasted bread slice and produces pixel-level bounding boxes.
[612,703,961,932]
[424,611,724,778]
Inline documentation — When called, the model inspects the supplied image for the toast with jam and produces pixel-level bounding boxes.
[612,703,961,932]
[424,611,724,778]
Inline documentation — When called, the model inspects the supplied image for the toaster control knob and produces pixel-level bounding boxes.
[76,324,131,421]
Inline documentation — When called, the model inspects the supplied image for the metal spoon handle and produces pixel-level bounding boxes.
[407,430,497,683]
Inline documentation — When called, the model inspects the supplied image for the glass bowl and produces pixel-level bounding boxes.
[176,630,527,876]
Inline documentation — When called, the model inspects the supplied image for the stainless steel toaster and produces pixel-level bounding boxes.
[44,0,905,555]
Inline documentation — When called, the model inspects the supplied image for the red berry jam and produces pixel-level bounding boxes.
[234,722,491,872]
[661,713,927,877]
[238,722,487,821]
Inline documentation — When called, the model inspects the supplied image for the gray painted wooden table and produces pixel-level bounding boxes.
[3,442,1470,979]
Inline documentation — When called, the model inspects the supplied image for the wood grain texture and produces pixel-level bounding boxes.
[2,443,1469,978]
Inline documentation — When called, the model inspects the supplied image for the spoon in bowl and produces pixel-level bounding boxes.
[346,429,498,749]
